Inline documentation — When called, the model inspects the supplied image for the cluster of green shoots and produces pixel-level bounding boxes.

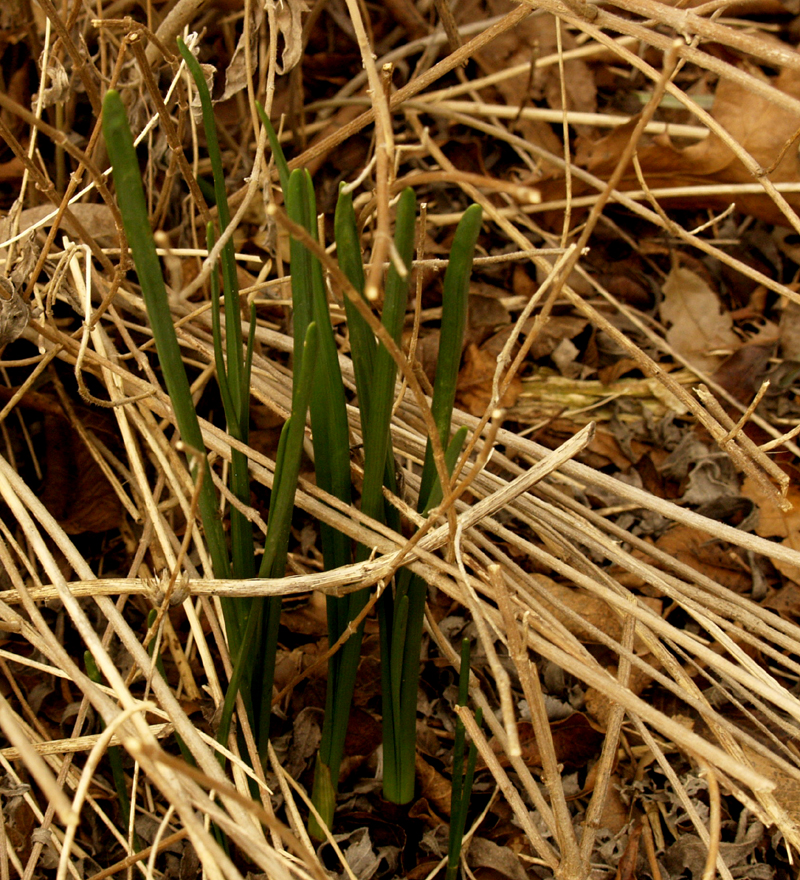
[101,37,484,866]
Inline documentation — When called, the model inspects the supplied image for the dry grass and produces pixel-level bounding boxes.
[1,1,800,878]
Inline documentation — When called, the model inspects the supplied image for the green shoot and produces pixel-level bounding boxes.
[255,107,371,836]
[446,639,482,880]
[145,610,194,767]
[102,90,230,584]
[104,82,317,766]
[108,73,485,830]
[381,205,482,804]
[178,36,255,594]
[85,651,139,849]
[216,321,320,755]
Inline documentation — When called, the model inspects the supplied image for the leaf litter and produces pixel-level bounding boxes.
[4,2,800,880]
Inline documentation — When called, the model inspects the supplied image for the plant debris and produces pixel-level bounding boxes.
[2,2,800,880]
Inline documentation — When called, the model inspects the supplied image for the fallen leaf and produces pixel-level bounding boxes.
[498,714,604,771]
[659,266,739,372]
[456,342,522,417]
[0,158,23,182]
[711,343,773,403]
[551,337,581,378]
[280,591,328,636]
[741,474,800,583]
[4,788,35,864]
[343,707,382,759]
[336,827,386,880]
[0,277,30,347]
[582,772,630,834]
[0,203,118,248]
[276,0,309,73]
[614,820,642,880]
[779,297,800,361]
[285,707,321,779]
[39,412,122,534]
[221,4,263,101]
[743,746,800,826]
[654,525,753,592]
[763,583,800,617]
[530,576,662,652]
[526,316,588,360]
[545,67,800,225]
[471,0,595,165]
[584,427,633,471]
[468,838,528,880]
[409,796,446,829]
[585,664,654,729]
[34,52,69,108]
[415,755,453,817]
[664,819,763,877]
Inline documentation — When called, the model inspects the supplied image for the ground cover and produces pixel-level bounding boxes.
[2,1,800,878]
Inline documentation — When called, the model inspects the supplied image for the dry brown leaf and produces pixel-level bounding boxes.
[664,819,764,878]
[535,578,662,653]
[39,413,121,534]
[741,474,800,583]
[414,755,453,817]
[585,663,655,729]
[221,4,263,101]
[526,315,588,360]
[280,591,329,636]
[468,838,528,880]
[763,583,800,617]
[549,67,800,225]
[0,277,30,347]
[742,746,800,825]
[0,158,23,183]
[582,772,630,834]
[615,821,642,880]
[711,343,773,403]
[4,792,35,864]
[485,714,604,772]
[654,525,753,592]
[659,266,739,373]
[470,0,595,163]
[584,427,634,471]
[779,298,800,361]
[456,342,522,417]
[0,203,118,247]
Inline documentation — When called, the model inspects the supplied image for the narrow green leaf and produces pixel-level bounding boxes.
[207,224,255,582]
[359,188,416,525]
[382,203,481,806]
[418,204,482,507]
[177,38,245,424]
[218,322,319,753]
[284,171,360,833]
[447,641,480,880]
[85,650,135,846]
[256,102,291,194]
[260,321,319,578]
[422,426,468,514]
[207,223,235,422]
[145,610,195,766]
[102,89,230,582]
[362,189,417,806]
[335,185,374,423]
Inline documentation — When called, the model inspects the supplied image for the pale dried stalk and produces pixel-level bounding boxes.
[0,455,309,876]
[633,719,735,880]
[456,706,560,871]
[9,2,800,875]
[491,565,584,877]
